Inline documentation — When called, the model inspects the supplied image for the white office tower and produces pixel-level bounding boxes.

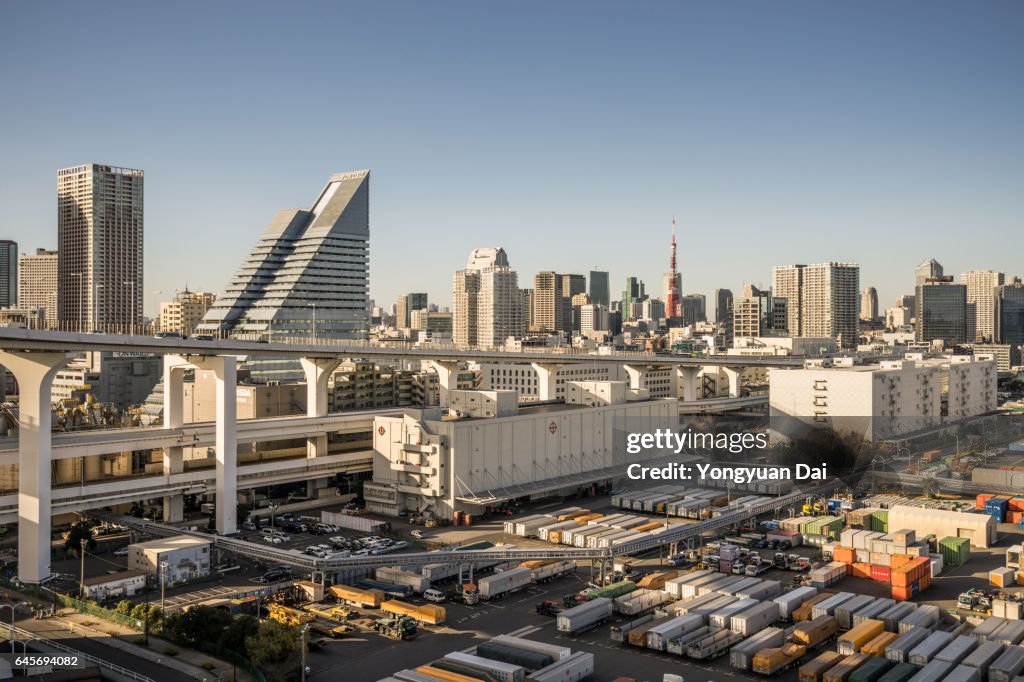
[772,264,804,337]
[198,170,370,380]
[961,270,1004,342]
[773,262,860,349]
[453,248,524,348]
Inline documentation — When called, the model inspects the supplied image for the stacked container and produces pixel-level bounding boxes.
[939,536,971,566]
[890,557,932,601]
[985,496,1010,523]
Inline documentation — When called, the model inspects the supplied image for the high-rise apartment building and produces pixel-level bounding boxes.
[157,290,216,336]
[996,278,1024,345]
[774,263,860,348]
[588,270,610,307]
[18,248,58,323]
[860,287,878,322]
[916,278,967,344]
[395,292,428,329]
[680,294,706,327]
[772,265,804,337]
[915,258,943,287]
[579,304,609,334]
[714,288,733,325]
[57,164,144,330]
[453,248,524,348]
[961,270,1004,342]
[198,170,370,379]
[0,240,17,308]
[732,285,788,339]
[532,271,568,333]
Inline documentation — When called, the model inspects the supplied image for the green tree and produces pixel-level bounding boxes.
[163,606,231,646]
[245,620,301,682]
[115,599,133,616]
[63,521,96,555]
[217,614,259,653]
[130,603,163,629]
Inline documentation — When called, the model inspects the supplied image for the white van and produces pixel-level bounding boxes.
[423,589,446,603]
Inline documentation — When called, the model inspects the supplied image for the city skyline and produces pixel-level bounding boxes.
[1,2,1022,314]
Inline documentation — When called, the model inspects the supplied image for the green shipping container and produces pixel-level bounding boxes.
[587,580,635,600]
[869,510,889,533]
[849,657,894,682]
[938,536,970,566]
[877,662,918,682]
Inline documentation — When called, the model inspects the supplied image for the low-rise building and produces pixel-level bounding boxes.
[127,535,212,585]
[82,569,148,601]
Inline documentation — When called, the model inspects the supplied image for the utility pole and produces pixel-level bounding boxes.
[79,538,87,599]
[300,623,309,682]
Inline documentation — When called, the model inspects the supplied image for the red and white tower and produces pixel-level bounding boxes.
[663,218,682,321]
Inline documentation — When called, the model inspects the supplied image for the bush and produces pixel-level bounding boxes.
[201,662,216,671]
[163,646,178,656]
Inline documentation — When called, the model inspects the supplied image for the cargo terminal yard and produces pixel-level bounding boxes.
[40,443,1024,682]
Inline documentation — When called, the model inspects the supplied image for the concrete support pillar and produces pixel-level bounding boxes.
[162,357,188,522]
[0,350,68,584]
[178,355,238,534]
[431,360,460,407]
[623,364,649,391]
[531,363,560,402]
[723,367,741,398]
[677,367,700,402]
[301,357,341,459]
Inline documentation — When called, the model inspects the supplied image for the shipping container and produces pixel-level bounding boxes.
[847,656,893,682]
[823,652,870,682]
[708,598,761,630]
[556,598,614,634]
[878,603,918,633]
[907,631,954,665]
[971,617,1007,642]
[799,651,846,682]
[991,567,1017,589]
[737,579,783,601]
[839,620,886,655]
[730,627,788,670]
[794,593,834,622]
[940,665,980,682]
[988,646,1024,682]
[812,593,857,620]
[836,595,878,630]
[906,658,954,682]
[377,567,431,594]
[775,586,820,621]
[934,635,978,665]
[478,567,533,600]
[991,620,1024,646]
[731,601,780,636]
[329,584,383,608]
[492,635,571,662]
[441,651,526,682]
[525,652,594,682]
[876,662,917,682]
[861,632,899,658]
[884,628,930,663]
[961,639,1004,674]
[664,570,713,599]
[475,641,553,670]
[897,604,940,634]
[381,600,446,625]
[615,589,671,616]
[646,613,704,651]
[792,615,840,648]
[853,599,896,628]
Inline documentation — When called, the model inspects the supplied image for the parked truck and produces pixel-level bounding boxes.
[686,629,745,659]
[478,567,533,600]
[523,559,575,583]
[753,642,809,675]
[557,598,614,635]
[793,615,841,650]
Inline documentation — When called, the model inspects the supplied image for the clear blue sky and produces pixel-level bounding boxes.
[1,1,1022,317]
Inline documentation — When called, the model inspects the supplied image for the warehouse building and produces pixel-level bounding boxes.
[127,535,212,584]
[887,505,997,548]
[366,384,677,518]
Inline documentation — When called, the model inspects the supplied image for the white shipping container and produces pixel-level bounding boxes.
[811,592,856,619]
[442,652,525,682]
[557,598,614,634]
[664,570,713,599]
[491,635,571,661]
[730,601,780,636]
[646,613,704,651]
[774,586,818,620]
[478,567,533,600]
[526,652,594,682]
[708,598,760,630]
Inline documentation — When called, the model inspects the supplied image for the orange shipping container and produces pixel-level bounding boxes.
[833,547,856,564]
[851,563,872,579]
[976,494,995,510]
[890,554,912,569]
[891,585,912,602]
[1009,498,1024,513]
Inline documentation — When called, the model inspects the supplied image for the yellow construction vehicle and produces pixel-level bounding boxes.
[267,603,315,626]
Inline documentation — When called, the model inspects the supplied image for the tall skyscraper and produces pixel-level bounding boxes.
[588,270,610,307]
[0,240,17,308]
[772,264,804,337]
[915,258,943,287]
[714,288,733,325]
[732,285,788,339]
[916,278,967,344]
[532,272,569,333]
[961,270,1004,342]
[57,164,144,330]
[860,287,878,322]
[680,294,706,327]
[453,247,524,348]
[996,278,1024,344]
[199,170,370,378]
[395,292,428,329]
[662,220,682,321]
[621,277,646,322]
[18,248,58,323]
[774,262,859,348]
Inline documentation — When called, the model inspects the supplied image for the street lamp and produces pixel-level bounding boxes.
[300,623,310,682]
[0,603,26,643]
[124,281,137,335]
[70,273,83,332]
[268,502,279,537]
[79,538,88,599]
[159,561,169,615]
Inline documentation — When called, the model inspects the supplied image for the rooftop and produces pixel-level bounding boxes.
[129,534,211,552]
